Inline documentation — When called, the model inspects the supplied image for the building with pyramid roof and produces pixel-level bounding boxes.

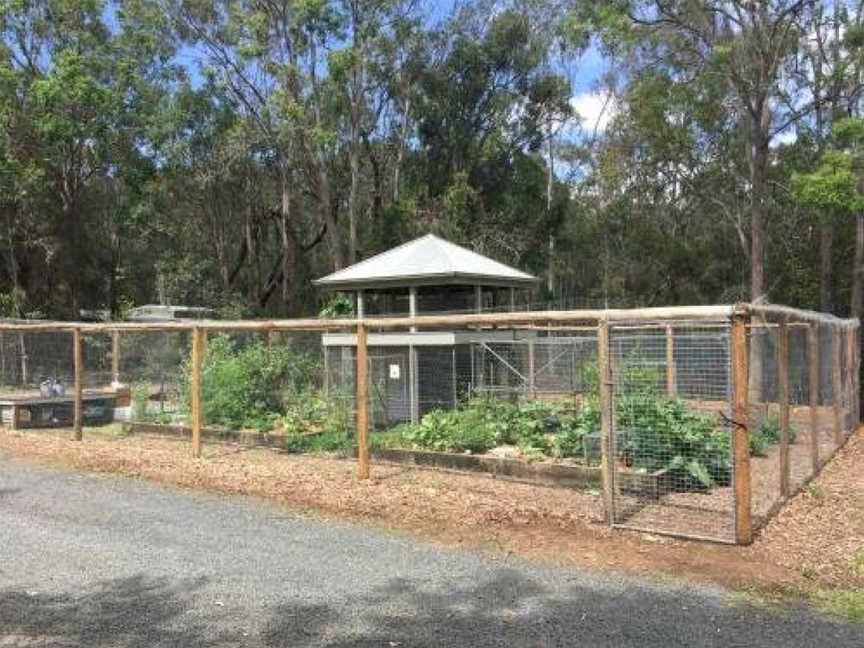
[315,234,541,427]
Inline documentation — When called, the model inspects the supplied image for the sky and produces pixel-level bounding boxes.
[158,2,615,138]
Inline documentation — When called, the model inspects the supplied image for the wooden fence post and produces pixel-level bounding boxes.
[848,327,854,430]
[190,327,204,459]
[665,325,676,395]
[72,327,83,441]
[356,324,370,479]
[808,323,820,473]
[731,309,751,545]
[598,321,614,526]
[832,328,843,446]
[111,330,120,386]
[527,339,536,399]
[855,325,861,428]
[777,321,790,498]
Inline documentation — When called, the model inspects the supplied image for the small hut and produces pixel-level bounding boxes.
[314,234,540,428]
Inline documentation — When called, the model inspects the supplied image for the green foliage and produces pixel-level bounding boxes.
[616,395,731,488]
[395,398,594,458]
[191,334,318,431]
[318,293,354,318]
[283,429,351,454]
[131,382,172,424]
[131,383,150,421]
[748,414,798,457]
[281,388,351,438]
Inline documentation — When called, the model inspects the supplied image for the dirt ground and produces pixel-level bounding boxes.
[0,425,862,596]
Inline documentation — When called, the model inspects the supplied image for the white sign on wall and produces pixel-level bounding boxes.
[389,364,401,380]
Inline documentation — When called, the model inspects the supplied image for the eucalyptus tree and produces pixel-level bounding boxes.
[0,0,174,317]
[794,117,864,320]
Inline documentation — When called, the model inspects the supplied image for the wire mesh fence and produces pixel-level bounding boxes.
[0,303,858,545]
[607,323,736,543]
[746,320,860,531]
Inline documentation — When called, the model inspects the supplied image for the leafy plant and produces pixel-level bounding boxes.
[395,397,594,457]
[131,383,150,421]
[616,395,731,488]
[748,415,798,457]
[186,334,320,431]
[281,389,352,438]
[319,293,354,318]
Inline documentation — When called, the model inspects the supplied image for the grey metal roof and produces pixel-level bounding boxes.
[313,234,539,290]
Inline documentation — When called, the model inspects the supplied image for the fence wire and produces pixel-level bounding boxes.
[0,305,858,546]
[747,321,858,530]
[607,324,736,543]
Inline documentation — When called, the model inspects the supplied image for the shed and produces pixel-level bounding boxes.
[315,234,549,428]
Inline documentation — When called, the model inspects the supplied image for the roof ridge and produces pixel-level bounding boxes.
[313,233,538,287]
[323,234,434,278]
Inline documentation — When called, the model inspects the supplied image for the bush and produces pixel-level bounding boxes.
[554,398,600,459]
[188,334,319,431]
[281,389,352,438]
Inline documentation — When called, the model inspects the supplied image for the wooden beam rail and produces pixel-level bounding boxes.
[0,304,856,336]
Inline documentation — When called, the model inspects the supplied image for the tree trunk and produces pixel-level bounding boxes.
[748,118,771,403]
[348,115,361,266]
[546,134,554,295]
[819,224,833,313]
[393,96,412,203]
[749,137,768,303]
[279,166,296,316]
[308,35,344,271]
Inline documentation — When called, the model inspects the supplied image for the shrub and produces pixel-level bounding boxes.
[188,334,319,431]
[554,398,600,459]
[281,389,352,437]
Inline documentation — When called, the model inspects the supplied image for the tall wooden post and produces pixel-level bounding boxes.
[111,330,120,386]
[843,327,855,434]
[527,340,536,399]
[190,327,204,459]
[356,324,370,479]
[808,323,820,473]
[665,325,676,395]
[831,328,843,445]
[731,309,752,545]
[777,321,790,498]
[598,321,614,525]
[72,328,83,441]
[854,325,861,427]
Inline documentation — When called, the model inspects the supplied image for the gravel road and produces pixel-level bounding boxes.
[1,453,861,647]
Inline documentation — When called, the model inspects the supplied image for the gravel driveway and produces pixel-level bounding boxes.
[0,454,861,647]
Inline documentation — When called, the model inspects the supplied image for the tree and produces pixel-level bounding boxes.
[794,117,864,320]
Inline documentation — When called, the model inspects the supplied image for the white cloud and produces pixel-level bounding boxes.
[570,92,616,133]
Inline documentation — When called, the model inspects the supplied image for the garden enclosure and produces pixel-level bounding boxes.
[0,303,858,545]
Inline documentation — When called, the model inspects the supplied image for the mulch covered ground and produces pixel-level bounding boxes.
[0,425,862,593]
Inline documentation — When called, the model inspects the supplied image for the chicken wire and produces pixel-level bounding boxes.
[747,321,858,530]
[607,323,736,543]
[0,304,857,547]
